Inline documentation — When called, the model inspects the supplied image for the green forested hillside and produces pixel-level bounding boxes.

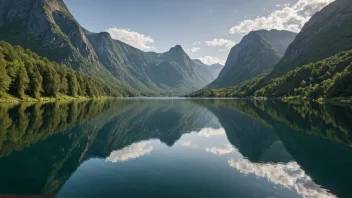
[0,0,214,96]
[0,41,126,100]
[189,50,352,100]
[254,50,352,99]
[268,0,352,79]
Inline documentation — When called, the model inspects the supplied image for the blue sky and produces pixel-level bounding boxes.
[64,0,333,65]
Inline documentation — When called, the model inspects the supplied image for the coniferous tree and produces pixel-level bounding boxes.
[0,41,122,99]
[67,69,78,97]
[0,64,11,96]
[26,60,43,99]
[58,68,68,95]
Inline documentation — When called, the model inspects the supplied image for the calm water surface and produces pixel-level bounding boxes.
[0,99,351,198]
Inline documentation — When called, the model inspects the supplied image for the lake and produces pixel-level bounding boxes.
[0,98,351,198]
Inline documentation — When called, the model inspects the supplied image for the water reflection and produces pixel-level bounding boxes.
[228,159,335,198]
[197,127,226,137]
[0,99,351,197]
[205,144,235,155]
[106,140,154,163]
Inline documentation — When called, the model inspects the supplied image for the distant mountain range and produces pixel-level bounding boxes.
[0,0,214,96]
[193,59,224,79]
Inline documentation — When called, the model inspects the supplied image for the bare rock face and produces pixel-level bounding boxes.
[88,32,214,95]
[0,0,216,96]
[0,0,97,66]
[270,0,352,78]
[205,30,296,89]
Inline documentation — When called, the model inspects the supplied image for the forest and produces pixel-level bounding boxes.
[0,41,124,101]
[189,49,352,100]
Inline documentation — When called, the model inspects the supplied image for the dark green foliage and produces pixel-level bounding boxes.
[189,50,352,100]
[0,41,121,99]
[189,71,269,97]
[66,69,78,97]
[0,57,11,96]
[253,50,352,99]
[268,0,352,79]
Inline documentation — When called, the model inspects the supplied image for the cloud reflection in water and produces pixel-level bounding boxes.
[205,144,235,155]
[228,159,336,198]
[197,127,226,137]
[106,141,153,163]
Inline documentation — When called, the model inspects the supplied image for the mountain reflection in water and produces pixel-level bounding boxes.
[0,99,351,198]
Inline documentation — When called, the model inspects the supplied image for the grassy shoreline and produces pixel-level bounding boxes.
[1,94,351,105]
[0,94,114,103]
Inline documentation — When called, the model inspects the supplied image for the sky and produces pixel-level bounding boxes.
[64,0,334,65]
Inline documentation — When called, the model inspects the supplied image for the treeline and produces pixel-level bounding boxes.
[0,41,122,100]
[188,71,269,97]
[189,50,352,100]
[253,50,352,98]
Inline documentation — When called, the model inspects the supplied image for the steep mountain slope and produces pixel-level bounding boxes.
[88,32,214,95]
[0,0,133,94]
[189,0,352,100]
[189,49,352,99]
[256,30,297,55]
[269,0,352,78]
[193,59,223,79]
[206,30,296,89]
[208,63,224,78]
[0,0,214,96]
[152,45,214,92]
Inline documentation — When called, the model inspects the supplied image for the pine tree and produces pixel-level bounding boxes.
[58,68,68,95]
[16,64,30,98]
[67,69,78,97]
[0,64,11,96]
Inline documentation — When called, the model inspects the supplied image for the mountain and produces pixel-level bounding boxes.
[193,59,223,79]
[189,0,352,100]
[206,30,296,89]
[0,0,213,96]
[0,41,126,99]
[268,0,352,78]
[0,0,135,95]
[208,63,224,78]
[88,32,215,95]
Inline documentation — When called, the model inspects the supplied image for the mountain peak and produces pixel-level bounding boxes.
[169,45,184,53]
[193,59,204,65]
[206,29,295,89]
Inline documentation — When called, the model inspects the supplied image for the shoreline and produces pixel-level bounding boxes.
[0,95,115,103]
[1,95,351,105]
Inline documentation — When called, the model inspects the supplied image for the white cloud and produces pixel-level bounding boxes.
[106,28,155,50]
[187,47,201,53]
[182,141,199,148]
[230,0,334,34]
[206,38,236,50]
[205,144,235,155]
[198,127,226,137]
[198,56,226,66]
[228,159,336,198]
[193,41,201,45]
[106,141,153,162]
